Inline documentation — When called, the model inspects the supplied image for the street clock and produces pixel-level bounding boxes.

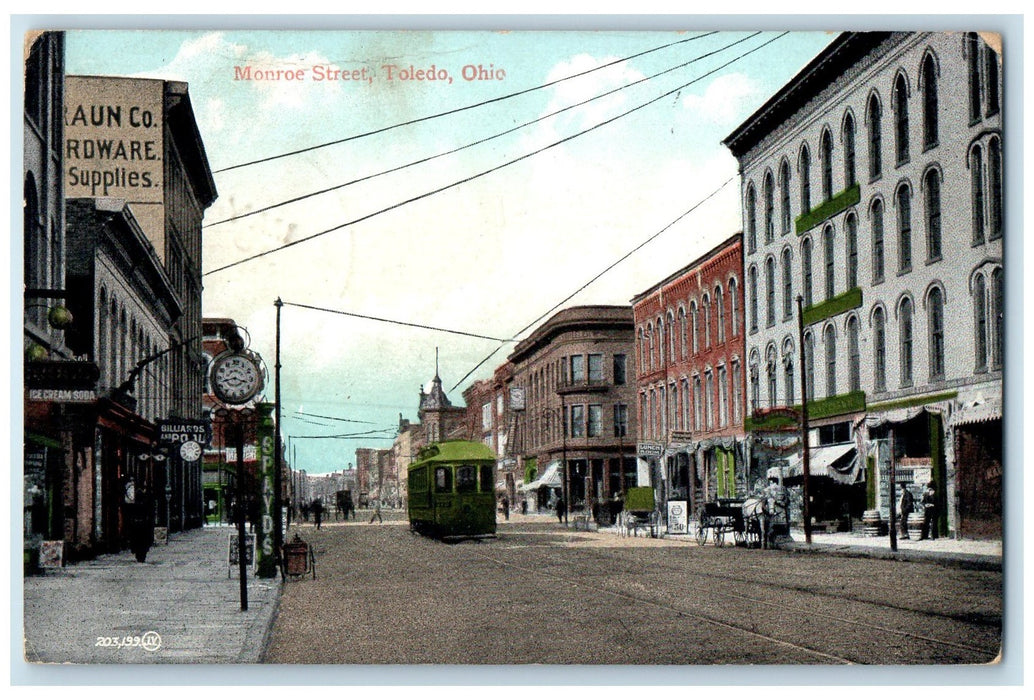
[179,440,202,462]
[210,351,263,405]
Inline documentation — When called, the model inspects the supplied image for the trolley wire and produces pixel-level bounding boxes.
[204,32,759,228]
[203,32,787,278]
[212,32,718,174]
[282,301,513,342]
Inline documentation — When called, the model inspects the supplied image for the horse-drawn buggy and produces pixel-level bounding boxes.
[694,498,763,547]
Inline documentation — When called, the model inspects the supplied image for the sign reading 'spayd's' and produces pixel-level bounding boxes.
[64,76,165,243]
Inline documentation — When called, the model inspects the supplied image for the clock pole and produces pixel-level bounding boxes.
[274,298,284,574]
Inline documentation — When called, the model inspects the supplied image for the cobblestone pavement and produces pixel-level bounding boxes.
[22,525,281,665]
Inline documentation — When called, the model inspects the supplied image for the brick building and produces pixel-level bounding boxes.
[631,233,747,524]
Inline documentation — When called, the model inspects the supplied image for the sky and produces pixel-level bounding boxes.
[60,26,839,474]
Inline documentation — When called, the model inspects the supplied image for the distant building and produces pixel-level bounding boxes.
[724,32,1003,536]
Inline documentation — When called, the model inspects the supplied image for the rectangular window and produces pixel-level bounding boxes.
[570,355,585,383]
[588,353,603,383]
[613,354,627,385]
[587,404,602,437]
[570,404,585,438]
[481,402,492,430]
[479,464,493,493]
[613,403,628,438]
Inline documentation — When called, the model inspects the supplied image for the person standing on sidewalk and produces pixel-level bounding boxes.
[555,495,566,523]
[501,495,510,521]
[899,486,915,539]
[312,498,324,530]
[369,501,383,523]
[920,481,938,540]
[130,486,155,563]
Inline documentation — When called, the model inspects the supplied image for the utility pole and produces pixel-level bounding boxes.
[796,295,812,545]
[274,298,284,569]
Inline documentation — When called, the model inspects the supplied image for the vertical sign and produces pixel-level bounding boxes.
[255,403,277,578]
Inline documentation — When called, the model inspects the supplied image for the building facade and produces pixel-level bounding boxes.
[631,233,747,525]
[724,32,1003,537]
[508,306,638,515]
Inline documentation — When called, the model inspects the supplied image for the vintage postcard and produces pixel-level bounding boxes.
[16,17,1012,685]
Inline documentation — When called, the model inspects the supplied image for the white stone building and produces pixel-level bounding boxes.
[724,32,1002,538]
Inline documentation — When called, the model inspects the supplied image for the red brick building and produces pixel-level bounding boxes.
[631,233,746,521]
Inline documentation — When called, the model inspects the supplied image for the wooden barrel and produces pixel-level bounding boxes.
[907,512,924,539]
[862,509,884,537]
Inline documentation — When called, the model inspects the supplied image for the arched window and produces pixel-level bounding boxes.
[783,341,795,406]
[98,288,109,387]
[992,268,1003,370]
[765,256,776,327]
[705,372,715,430]
[749,352,760,413]
[985,44,1000,117]
[804,331,815,401]
[800,143,812,213]
[780,160,792,234]
[715,286,725,344]
[746,184,758,253]
[971,144,986,245]
[872,199,886,284]
[897,183,913,272]
[694,376,703,431]
[764,171,775,244]
[824,324,837,398]
[678,307,687,359]
[989,136,1003,239]
[925,169,942,261]
[846,213,858,289]
[844,112,857,188]
[848,316,861,392]
[766,345,778,409]
[656,319,664,368]
[702,295,712,348]
[968,273,987,373]
[968,33,982,123]
[781,247,793,319]
[922,53,939,149]
[690,301,699,353]
[729,278,739,337]
[802,238,813,307]
[928,287,945,381]
[894,73,910,165]
[645,324,653,372]
[868,93,882,180]
[748,267,758,333]
[821,129,834,201]
[873,307,887,392]
[731,359,742,423]
[667,311,677,363]
[823,225,835,300]
[900,297,914,387]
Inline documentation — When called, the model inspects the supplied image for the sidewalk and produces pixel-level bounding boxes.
[505,510,1002,570]
[22,525,282,664]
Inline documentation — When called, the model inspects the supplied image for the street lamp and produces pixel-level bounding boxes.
[214,405,255,611]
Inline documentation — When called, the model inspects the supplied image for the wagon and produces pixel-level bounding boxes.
[694,498,764,548]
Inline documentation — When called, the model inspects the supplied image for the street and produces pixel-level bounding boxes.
[265,511,1002,665]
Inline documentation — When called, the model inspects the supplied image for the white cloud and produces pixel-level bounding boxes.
[681,72,762,125]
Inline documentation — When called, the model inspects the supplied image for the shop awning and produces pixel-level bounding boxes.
[519,461,561,492]
[951,396,1002,427]
[784,443,860,484]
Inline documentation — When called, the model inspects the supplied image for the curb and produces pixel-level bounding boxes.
[255,578,284,663]
[775,541,1003,571]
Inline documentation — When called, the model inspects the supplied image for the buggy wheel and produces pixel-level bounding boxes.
[695,517,708,545]
[713,526,725,547]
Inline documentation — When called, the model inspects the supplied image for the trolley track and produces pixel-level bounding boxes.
[459,536,1001,664]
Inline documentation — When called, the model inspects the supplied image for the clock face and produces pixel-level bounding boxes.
[212,353,262,404]
[180,440,202,462]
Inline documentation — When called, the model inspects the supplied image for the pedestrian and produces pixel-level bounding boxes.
[899,486,915,539]
[555,495,566,523]
[369,500,383,523]
[312,498,324,530]
[521,498,528,515]
[920,481,938,540]
[501,495,510,521]
[130,486,155,563]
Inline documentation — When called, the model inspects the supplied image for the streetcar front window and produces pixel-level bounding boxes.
[480,464,493,493]
[434,467,452,493]
[456,465,477,493]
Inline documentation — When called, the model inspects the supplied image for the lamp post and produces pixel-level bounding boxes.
[215,406,254,611]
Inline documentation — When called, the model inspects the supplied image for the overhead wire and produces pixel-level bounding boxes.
[211,32,719,174]
[283,301,513,342]
[203,32,787,278]
[204,31,759,228]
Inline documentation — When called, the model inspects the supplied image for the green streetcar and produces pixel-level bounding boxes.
[407,440,498,539]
